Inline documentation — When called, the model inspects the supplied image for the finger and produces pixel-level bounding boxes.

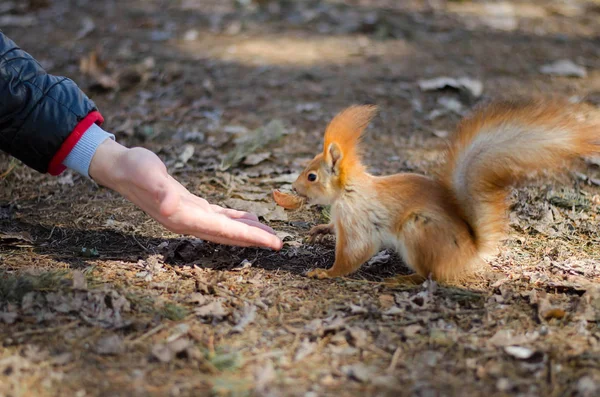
[210,204,260,222]
[233,218,277,235]
[192,232,255,247]
[187,213,283,250]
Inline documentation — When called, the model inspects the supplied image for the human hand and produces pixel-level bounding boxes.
[88,139,283,250]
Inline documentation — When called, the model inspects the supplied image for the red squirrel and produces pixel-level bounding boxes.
[290,99,600,283]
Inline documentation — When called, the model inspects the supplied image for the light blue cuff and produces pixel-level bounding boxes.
[63,123,115,178]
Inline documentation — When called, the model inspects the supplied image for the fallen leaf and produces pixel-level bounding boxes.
[195,301,229,320]
[403,324,423,338]
[152,338,192,363]
[540,59,586,78]
[263,206,288,222]
[183,130,205,143]
[346,327,368,348]
[232,259,252,272]
[296,102,321,112]
[530,290,566,321]
[75,17,96,40]
[576,376,599,397]
[0,231,33,247]
[418,76,483,98]
[426,96,464,120]
[232,303,257,333]
[151,343,173,363]
[0,15,36,27]
[480,3,518,31]
[243,152,271,166]
[175,144,195,168]
[223,198,274,218]
[294,338,316,362]
[51,352,74,366]
[72,270,87,290]
[275,231,294,241]
[488,329,539,347]
[187,293,209,306]
[0,312,18,324]
[367,250,391,266]
[378,294,395,309]
[183,29,199,41]
[254,360,276,393]
[575,286,600,322]
[341,363,373,383]
[262,173,300,184]
[79,50,118,91]
[383,306,404,315]
[57,172,74,186]
[223,125,249,135]
[504,346,535,360]
[231,192,269,201]
[95,334,125,355]
[220,120,285,171]
[166,324,190,343]
[349,304,368,314]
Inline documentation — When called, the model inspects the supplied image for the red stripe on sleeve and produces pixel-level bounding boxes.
[47,110,104,176]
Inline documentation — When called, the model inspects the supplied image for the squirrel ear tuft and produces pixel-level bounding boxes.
[326,142,343,174]
[323,104,377,158]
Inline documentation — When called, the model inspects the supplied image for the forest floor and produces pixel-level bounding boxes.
[1,1,600,396]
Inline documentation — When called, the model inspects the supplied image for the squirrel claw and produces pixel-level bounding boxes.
[306,268,333,279]
[307,224,334,244]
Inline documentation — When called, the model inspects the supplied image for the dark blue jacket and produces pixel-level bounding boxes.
[0,32,101,174]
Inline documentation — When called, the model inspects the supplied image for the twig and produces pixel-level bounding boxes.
[127,323,166,343]
[11,320,79,337]
[0,162,17,180]
[126,313,194,344]
[387,347,402,372]
[131,234,151,253]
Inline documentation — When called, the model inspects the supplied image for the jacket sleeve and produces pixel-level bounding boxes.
[0,32,103,175]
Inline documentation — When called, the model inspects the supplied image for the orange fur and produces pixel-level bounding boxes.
[322,105,377,185]
[293,100,600,283]
[439,98,600,256]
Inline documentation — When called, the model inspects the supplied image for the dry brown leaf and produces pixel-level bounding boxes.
[263,206,288,222]
[95,334,124,355]
[529,289,566,321]
[195,301,229,320]
[378,294,395,309]
[79,50,118,90]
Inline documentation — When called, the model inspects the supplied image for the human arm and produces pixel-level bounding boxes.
[88,139,282,249]
[0,32,282,250]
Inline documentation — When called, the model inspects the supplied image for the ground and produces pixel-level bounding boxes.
[1,0,600,396]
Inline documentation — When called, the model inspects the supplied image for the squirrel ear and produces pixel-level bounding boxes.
[326,142,343,174]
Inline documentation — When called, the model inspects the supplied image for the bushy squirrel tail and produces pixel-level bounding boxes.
[439,98,600,256]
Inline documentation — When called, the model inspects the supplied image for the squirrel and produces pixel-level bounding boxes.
[290,99,600,283]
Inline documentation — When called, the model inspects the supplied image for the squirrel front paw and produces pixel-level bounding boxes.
[307,223,334,244]
[306,268,334,279]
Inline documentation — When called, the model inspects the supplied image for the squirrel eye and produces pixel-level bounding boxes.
[307,172,318,182]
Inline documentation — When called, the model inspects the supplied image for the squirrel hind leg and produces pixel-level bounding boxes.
[384,273,426,286]
[397,212,480,283]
